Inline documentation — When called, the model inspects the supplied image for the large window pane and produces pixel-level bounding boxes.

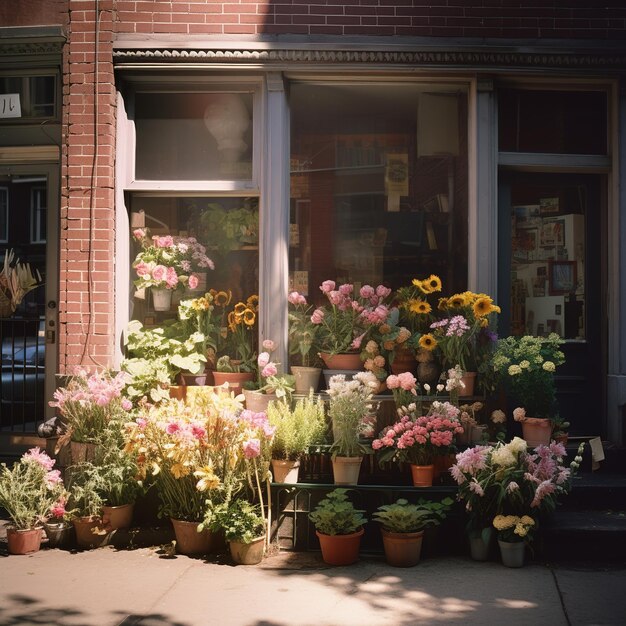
[0,75,56,119]
[134,92,254,180]
[289,82,468,303]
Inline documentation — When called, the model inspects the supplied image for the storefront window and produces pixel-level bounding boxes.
[134,92,254,181]
[289,82,469,311]
[0,75,56,119]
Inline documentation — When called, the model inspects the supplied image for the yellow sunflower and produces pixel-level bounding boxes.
[473,296,494,318]
[243,308,256,326]
[448,293,468,308]
[215,290,232,307]
[425,274,442,293]
[247,294,259,310]
[227,311,238,331]
[412,278,431,294]
[438,297,449,311]
[408,299,432,315]
[418,333,438,351]
[234,302,247,315]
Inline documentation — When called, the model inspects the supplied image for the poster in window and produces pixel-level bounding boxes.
[549,261,577,295]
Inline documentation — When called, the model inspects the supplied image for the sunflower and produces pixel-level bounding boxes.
[234,301,247,315]
[419,333,438,351]
[437,297,449,311]
[243,308,256,326]
[473,296,494,318]
[215,290,232,307]
[425,274,442,293]
[227,311,238,331]
[408,299,432,315]
[448,293,468,308]
[412,278,431,295]
[247,294,259,310]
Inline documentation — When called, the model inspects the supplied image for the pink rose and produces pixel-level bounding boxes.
[261,363,277,378]
[135,261,150,277]
[262,339,276,352]
[288,291,307,306]
[188,274,199,290]
[151,265,167,283]
[165,267,179,288]
[311,308,324,324]
[320,280,336,294]
[133,228,146,240]
[338,283,353,296]
[258,352,270,368]
[376,285,391,298]
[154,235,174,248]
[360,285,375,299]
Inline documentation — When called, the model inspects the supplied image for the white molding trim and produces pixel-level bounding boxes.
[0,146,59,164]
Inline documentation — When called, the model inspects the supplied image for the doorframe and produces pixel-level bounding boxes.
[0,160,59,423]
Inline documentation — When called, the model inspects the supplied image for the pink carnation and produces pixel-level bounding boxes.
[151,264,167,283]
[338,283,354,296]
[188,274,199,290]
[288,291,307,306]
[121,398,132,411]
[359,285,375,299]
[243,438,261,459]
[311,308,324,324]
[133,228,146,240]
[320,280,336,294]
[23,447,55,471]
[376,285,392,298]
[261,363,277,378]
[50,500,67,518]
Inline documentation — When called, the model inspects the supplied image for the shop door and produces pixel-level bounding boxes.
[0,164,58,434]
[498,171,606,437]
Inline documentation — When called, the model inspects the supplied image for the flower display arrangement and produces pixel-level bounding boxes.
[50,369,132,444]
[287,291,320,367]
[312,281,392,356]
[393,274,443,342]
[491,333,565,419]
[492,514,535,543]
[372,400,464,467]
[385,371,419,410]
[219,294,259,372]
[132,228,215,292]
[244,340,294,398]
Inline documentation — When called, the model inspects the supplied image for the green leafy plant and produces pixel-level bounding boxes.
[551,415,570,438]
[287,291,320,367]
[66,465,106,518]
[121,357,172,404]
[373,498,448,533]
[308,488,367,536]
[200,202,259,253]
[211,499,265,544]
[267,393,326,461]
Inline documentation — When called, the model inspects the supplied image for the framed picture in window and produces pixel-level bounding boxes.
[549,261,577,295]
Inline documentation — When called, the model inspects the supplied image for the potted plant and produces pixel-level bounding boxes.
[373,498,446,567]
[312,281,392,369]
[551,415,570,444]
[372,400,464,487]
[492,514,536,568]
[44,496,75,549]
[212,498,266,565]
[266,392,326,483]
[492,333,566,447]
[0,448,64,555]
[242,339,295,412]
[131,227,214,310]
[327,372,379,484]
[288,291,322,393]
[0,249,43,317]
[308,488,367,566]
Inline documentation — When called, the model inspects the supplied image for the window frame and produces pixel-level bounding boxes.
[0,71,59,123]
[29,186,46,244]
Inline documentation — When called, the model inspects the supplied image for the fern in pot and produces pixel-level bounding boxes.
[266,393,326,483]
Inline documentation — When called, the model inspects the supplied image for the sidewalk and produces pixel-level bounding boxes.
[1,541,625,626]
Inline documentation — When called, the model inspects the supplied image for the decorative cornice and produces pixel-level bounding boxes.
[112,47,626,71]
[0,41,64,56]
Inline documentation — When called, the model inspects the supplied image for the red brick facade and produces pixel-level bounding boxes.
[5,1,626,372]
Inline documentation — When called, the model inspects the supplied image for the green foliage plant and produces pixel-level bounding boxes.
[373,498,447,533]
[266,393,326,461]
[308,488,367,536]
[211,499,265,544]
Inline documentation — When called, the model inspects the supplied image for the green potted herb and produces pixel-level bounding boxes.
[213,499,266,565]
[373,498,449,567]
[308,488,367,565]
[266,393,326,483]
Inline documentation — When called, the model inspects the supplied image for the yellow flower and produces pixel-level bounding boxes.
[243,308,256,326]
[411,299,432,315]
[234,302,247,315]
[425,274,442,293]
[215,290,231,307]
[437,297,449,311]
[473,296,494,318]
[247,294,259,310]
[419,333,438,351]
[194,465,221,491]
[170,463,190,479]
[411,278,425,292]
[448,294,467,308]
[521,516,535,526]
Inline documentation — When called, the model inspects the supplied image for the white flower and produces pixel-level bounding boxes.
[542,361,556,372]
[491,409,506,424]
[513,407,526,422]
[508,437,527,455]
[491,447,516,467]
[519,360,530,369]
[508,364,522,375]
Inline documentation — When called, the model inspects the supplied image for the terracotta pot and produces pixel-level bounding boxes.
[332,456,363,485]
[521,417,552,448]
[70,441,98,464]
[151,287,172,311]
[468,527,493,561]
[459,371,477,397]
[291,366,322,394]
[212,371,254,396]
[72,516,107,550]
[498,539,525,568]
[271,459,301,484]
[316,528,364,566]
[410,463,435,487]
[102,503,134,530]
[43,521,74,549]
[243,389,277,413]
[229,536,265,565]
[170,518,216,555]
[381,529,424,567]
[177,372,210,387]
[320,352,362,370]
[390,347,417,376]
[6,527,42,555]
[169,385,186,401]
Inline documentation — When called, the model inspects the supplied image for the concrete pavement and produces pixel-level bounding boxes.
[1,540,625,626]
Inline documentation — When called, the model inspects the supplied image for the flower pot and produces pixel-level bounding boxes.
[320,352,362,370]
[410,463,435,487]
[43,521,74,549]
[390,347,417,376]
[381,529,424,567]
[169,385,186,401]
[151,287,172,311]
[459,371,477,397]
[470,424,487,444]
[291,366,322,394]
[6,527,42,555]
[243,389,277,413]
[271,459,301,484]
[102,503,134,530]
[70,441,98,464]
[521,417,552,448]
[177,372,210,387]
[170,518,216,556]
[73,516,108,550]
[212,371,254,397]
[498,539,525,568]
[332,456,363,485]
[316,528,364,566]
[468,527,493,561]
[322,369,360,389]
[229,536,265,565]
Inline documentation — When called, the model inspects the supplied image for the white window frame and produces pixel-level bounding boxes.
[0,186,7,242]
[30,186,46,243]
